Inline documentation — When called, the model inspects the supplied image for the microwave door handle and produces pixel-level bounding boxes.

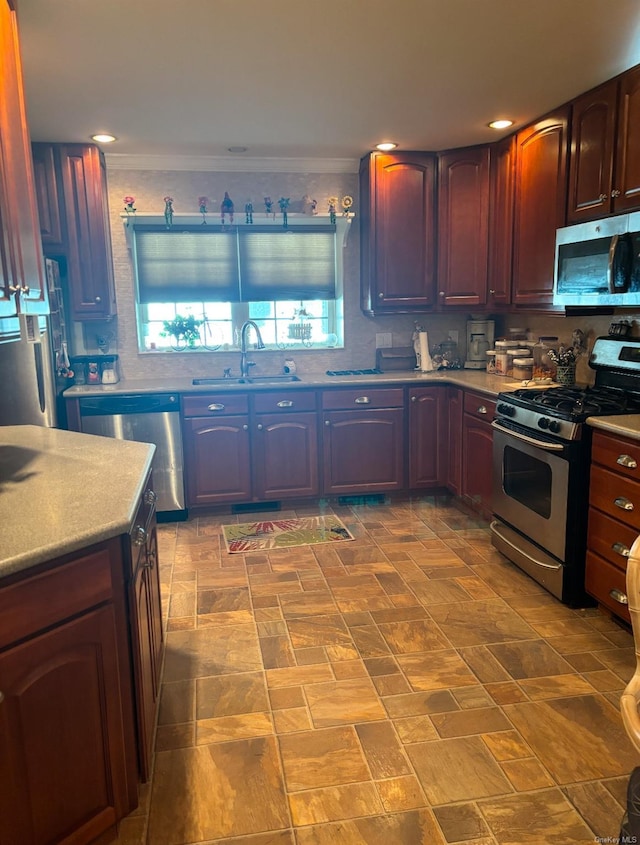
[607,234,619,294]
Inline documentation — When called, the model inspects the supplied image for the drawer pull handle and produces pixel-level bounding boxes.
[477,405,488,415]
[610,588,629,605]
[355,396,370,404]
[144,489,157,506]
[277,400,293,408]
[132,526,147,546]
[208,403,225,412]
[614,496,634,511]
[617,454,638,469]
[612,542,631,557]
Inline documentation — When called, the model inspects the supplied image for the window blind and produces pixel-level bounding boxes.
[133,224,337,303]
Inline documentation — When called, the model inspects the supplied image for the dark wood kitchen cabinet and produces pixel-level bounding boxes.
[322,388,405,495]
[182,393,252,506]
[252,391,319,500]
[360,151,437,315]
[511,108,569,309]
[446,387,464,495]
[127,473,163,782]
[461,390,496,516]
[408,386,448,488]
[32,142,117,320]
[567,68,640,222]
[0,540,137,845]
[0,0,48,318]
[436,146,490,307]
[487,136,516,308]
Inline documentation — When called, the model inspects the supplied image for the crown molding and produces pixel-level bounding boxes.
[105,153,359,174]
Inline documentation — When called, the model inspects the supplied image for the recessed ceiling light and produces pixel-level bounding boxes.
[488,120,514,130]
[91,133,117,143]
[376,142,398,151]
[228,146,248,153]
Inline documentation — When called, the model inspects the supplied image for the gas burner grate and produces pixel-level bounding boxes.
[326,368,383,376]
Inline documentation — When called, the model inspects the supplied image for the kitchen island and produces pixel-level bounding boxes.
[0,426,160,845]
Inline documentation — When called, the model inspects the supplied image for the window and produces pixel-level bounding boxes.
[129,216,348,351]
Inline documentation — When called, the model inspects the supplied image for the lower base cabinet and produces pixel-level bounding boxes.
[408,386,448,488]
[0,542,138,845]
[461,390,496,516]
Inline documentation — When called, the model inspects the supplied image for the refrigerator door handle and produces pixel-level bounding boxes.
[33,342,47,413]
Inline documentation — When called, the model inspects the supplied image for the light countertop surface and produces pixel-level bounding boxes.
[0,426,155,579]
[587,415,640,440]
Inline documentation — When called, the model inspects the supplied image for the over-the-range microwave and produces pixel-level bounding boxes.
[553,211,640,307]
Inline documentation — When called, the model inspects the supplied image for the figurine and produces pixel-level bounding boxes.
[198,196,208,224]
[328,196,338,224]
[221,192,234,224]
[278,197,290,228]
[264,196,274,218]
[245,200,253,224]
[341,195,354,216]
[123,195,136,226]
[164,196,174,228]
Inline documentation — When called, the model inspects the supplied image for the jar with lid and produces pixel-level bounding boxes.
[512,357,534,381]
[494,340,515,375]
[533,337,559,382]
[506,348,532,377]
[486,350,496,374]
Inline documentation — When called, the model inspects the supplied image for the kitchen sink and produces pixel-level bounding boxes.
[192,375,301,386]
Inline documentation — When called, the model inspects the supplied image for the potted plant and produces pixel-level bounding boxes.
[161,314,202,350]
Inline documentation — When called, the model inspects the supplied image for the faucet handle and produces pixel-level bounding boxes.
[245,361,257,372]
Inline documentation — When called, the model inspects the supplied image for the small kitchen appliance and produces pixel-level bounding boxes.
[465,319,495,369]
[491,335,640,605]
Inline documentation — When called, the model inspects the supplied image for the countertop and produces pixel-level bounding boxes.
[587,415,640,441]
[63,369,530,399]
[0,426,155,579]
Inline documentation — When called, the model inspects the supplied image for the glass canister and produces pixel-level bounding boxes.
[506,348,532,378]
[533,337,559,382]
[486,350,496,374]
[512,357,534,381]
[494,340,514,375]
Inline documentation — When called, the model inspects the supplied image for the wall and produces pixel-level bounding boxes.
[78,164,635,384]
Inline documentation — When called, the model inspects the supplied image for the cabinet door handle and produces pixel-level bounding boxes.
[277,400,293,408]
[133,525,147,546]
[257,423,263,430]
[411,395,417,402]
[617,454,638,469]
[242,424,249,430]
[477,405,488,414]
[614,496,634,511]
[599,193,608,202]
[325,419,331,426]
[144,489,157,505]
[611,189,621,198]
[610,587,628,605]
[354,396,370,404]
[208,403,225,412]
[488,289,496,295]
[612,542,631,557]
[95,296,102,303]
[378,292,384,299]
[0,691,4,704]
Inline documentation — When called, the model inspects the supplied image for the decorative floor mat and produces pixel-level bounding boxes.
[222,515,355,553]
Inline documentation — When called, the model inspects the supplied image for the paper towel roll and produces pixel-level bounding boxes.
[419,331,434,372]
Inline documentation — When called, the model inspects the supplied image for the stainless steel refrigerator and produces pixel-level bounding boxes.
[0,259,72,428]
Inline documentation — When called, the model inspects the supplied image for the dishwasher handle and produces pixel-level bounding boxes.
[79,393,180,416]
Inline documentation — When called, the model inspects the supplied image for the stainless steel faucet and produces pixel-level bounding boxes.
[239,320,265,377]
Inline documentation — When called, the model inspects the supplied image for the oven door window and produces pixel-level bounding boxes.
[503,445,552,519]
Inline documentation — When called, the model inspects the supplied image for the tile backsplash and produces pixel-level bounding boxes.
[72,164,636,384]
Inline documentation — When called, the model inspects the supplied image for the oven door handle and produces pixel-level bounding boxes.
[490,521,563,570]
[491,420,565,452]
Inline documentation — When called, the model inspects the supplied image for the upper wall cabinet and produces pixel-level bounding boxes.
[568,67,640,222]
[436,146,490,307]
[360,151,436,315]
[32,143,116,321]
[511,107,570,309]
[0,0,48,318]
[487,136,516,309]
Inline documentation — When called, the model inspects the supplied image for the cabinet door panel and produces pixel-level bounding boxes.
[512,109,569,308]
[462,415,494,515]
[184,416,252,505]
[31,143,64,247]
[323,409,404,494]
[615,65,640,213]
[487,136,516,308]
[567,80,617,222]
[447,388,464,495]
[409,387,447,488]
[437,147,490,307]
[253,413,319,499]
[0,605,128,845]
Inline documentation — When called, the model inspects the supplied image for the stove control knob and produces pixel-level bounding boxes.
[538,417,550,430]
[548,420,561,434]
[497,403,515,417]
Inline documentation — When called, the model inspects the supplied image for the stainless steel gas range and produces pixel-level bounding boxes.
[491,336,640,606]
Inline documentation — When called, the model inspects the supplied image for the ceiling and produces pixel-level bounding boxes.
[15,0,640,169]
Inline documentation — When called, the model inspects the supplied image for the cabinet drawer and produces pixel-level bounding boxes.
[589,464,640,530]
[463,391,496,421]
[322,388,404,410]
[592,431,640,480]
[587,507,639,572]
[182,393,249,417]
[585,550,631,624]
[253,390,317,413]
[0,544,117,648]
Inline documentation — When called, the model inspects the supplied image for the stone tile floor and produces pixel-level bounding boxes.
[114,494,640,844]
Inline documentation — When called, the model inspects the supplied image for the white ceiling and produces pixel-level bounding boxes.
[15,0,640,169]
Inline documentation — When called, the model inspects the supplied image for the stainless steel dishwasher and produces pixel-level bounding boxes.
[78,393,186,519]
